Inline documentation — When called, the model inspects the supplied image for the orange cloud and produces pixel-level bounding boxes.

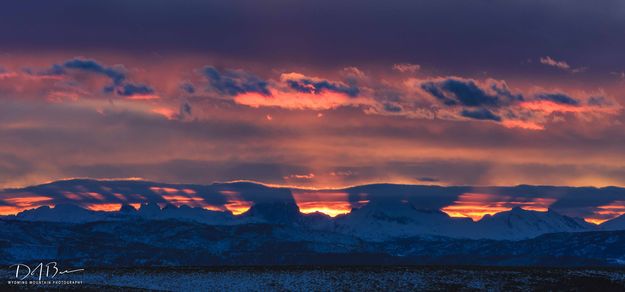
[0,72,19,79]
[584,201,625,225]
[520,100,619,115]
[150,186,180,194]
[127,94,160,100]
[219,190,253,215]
[149,187,209,208]
[501,120,545,131]
[162,194,206,207]
[85,203,122,212]
[83,191,105,201]
[151,107,177,120]
[234,89,373,111]
[0,195,53,215]
[520,100,585,114]
[284,173,315,180]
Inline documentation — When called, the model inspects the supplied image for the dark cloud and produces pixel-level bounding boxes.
[22,64,65,77]
[180,82,195,94]
[284,75,359,97]
[421,78,520,108]
[111,82,155,97]
[383,103,402,113]
[63,58,126,85]
[23,58,158,99]
[460,108,502,121]
[587,96,612,106]
[203,66,269,96]
[537,93,580,105]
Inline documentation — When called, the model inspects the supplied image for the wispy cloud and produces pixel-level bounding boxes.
[393,63,420,73]
[539,56,586,73]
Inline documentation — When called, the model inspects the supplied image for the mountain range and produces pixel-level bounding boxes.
[1,179,625,266]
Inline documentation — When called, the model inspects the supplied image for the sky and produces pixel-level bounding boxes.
[2,0,625,194]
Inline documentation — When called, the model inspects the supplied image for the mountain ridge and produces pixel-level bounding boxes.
[2,178,624,241]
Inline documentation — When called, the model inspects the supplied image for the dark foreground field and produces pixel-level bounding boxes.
[3,266,625,291]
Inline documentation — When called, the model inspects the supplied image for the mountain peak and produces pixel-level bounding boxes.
[243,200,301,224]
[119,204,138,213]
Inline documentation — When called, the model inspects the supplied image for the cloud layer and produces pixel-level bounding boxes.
[1,0,625,193]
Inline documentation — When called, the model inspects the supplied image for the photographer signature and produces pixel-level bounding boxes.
[10,262,84,280]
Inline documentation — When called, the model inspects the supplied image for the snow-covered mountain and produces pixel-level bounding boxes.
[4,199,599,241]
[327,203,595,241]
[331,201,474,241]
[1,179,623,241]
[471,207,594,240]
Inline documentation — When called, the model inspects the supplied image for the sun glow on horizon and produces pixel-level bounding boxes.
[441,193,556,221]
[220,190,253,215]
[292,191,354,217]
[0,195,53,215]
[86,203,123,212]
[584,201,625,225]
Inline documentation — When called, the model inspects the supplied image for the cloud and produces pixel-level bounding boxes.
[409,76,622,128]
[217,68,621,130]
[540,56,570,70]
[539,56,586,73]
[342,67,366,80]
[420,78,521,107]
[180,101,192,116]
[383,103,402,113]
[151,107,178,120]
[281,72,359,97]
[180,82,195,94]
[203,66,270,96]
[112,82,157,99]
[151,102,193,120]
[536,93,580,106]
[234,90,372,111]
[4,58,621,132]
[62,58,127,85]
[0,67,18,79]
[460,108,501,121]
[225,71,370,110]
[393,63,420,73]
[21,58,158,100]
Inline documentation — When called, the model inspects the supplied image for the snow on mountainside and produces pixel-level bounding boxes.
[331,201,474,241]
[602,214,625,231]
[4,198,599,241]
[330,202,594,241]
[472,207,594,240]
